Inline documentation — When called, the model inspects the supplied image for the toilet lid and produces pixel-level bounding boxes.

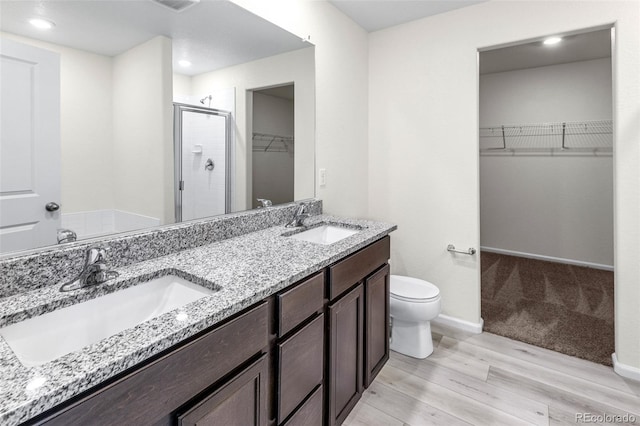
[390,275,440,302]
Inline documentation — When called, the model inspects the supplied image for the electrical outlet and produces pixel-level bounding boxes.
[319,168,326,186]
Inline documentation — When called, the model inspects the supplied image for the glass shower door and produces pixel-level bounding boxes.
[174,104,231,222]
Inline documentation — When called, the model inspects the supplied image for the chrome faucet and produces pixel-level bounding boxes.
[256,198,272,208]
[57,228,77,244]
[285,203,310,228]
[60,246,119,292]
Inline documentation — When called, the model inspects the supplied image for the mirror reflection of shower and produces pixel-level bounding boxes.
[200,95,212,108]
[251,84,295,209]
[173,89,235,222]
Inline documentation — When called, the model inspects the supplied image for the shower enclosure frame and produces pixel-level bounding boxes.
[173,103,232,223]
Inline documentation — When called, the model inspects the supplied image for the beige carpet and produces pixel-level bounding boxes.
[481,252,614,366]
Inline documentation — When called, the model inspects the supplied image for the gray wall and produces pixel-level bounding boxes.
[479,58,613,267]
[252,92,295,207]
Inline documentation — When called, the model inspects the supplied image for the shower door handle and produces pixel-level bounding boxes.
[205,158,215,171]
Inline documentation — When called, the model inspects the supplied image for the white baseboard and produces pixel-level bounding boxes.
[612,353,640,382]
[432,314,483,334]
[480,246,613,271]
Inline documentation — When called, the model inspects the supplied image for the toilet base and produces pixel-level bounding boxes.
[389,318,434,359]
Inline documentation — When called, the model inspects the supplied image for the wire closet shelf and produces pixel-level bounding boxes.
[252,132,294,153]
[479,120,612,156]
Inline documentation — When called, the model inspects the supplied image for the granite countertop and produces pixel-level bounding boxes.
[0,214,396,425]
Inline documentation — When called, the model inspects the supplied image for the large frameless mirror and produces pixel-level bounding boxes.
[0,0,315,255]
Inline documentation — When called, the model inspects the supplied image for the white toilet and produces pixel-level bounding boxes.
[389,275,441,359]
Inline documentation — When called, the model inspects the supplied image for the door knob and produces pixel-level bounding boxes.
[45,202,60,212]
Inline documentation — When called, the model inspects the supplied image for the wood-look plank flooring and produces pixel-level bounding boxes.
[343,323,640,426]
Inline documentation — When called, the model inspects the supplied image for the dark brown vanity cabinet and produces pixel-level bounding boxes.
[31,302,270,426]
[25,236,390,426]
[327,236,390,426]
[364,263,390,388]
[275,271,325,426]
[327,284,364,426]
[274,236,391,426]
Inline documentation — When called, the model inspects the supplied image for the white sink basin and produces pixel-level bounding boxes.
[289,224,359,245]
[0,275,215,367]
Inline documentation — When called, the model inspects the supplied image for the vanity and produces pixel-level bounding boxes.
[1,2,394,424]
[0,205,395,426]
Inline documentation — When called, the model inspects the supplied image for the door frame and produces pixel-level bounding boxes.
[173,103,232,223]
[475,24,617,347]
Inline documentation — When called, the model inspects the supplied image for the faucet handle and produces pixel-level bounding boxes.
[84,246,107,266]
[296,202,308,214]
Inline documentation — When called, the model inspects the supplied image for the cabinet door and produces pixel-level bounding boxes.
[177,355,268,426]
[328,284,364,426]
[364,264,390,388]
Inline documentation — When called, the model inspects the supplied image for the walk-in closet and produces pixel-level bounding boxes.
[479,28,614,365]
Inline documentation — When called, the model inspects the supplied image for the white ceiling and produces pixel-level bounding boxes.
[1,1,611,77]
[326,1,610,73]
[0,0,308,76]
[328,0,486,32]
[480,29,612,74]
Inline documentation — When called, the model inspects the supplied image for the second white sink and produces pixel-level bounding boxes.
[289,224,359,245]
[0,275,216,367]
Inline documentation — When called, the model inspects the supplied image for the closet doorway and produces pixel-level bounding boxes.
[250,84,295,209]
[478,28,614,366]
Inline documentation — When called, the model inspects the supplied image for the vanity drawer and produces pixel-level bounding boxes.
[35,302,269,426]
[282,385,323,426]
[277,271,325,336]
[328,236,390,300]
[277,313,324,423]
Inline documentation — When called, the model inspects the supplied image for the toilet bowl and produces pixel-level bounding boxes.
[389,275,441,359]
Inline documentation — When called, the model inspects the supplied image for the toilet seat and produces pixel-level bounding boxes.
[390,275,440,303]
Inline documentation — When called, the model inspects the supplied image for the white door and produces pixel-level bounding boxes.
[0,38,61,253]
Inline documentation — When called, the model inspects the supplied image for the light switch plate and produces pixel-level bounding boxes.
[319,168,326,186]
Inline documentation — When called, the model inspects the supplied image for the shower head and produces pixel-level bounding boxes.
[200,95,212,105]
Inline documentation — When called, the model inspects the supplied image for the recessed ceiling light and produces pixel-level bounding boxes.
[29,18,55,30]
[543,37,562,45]
[178,60,192,67]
